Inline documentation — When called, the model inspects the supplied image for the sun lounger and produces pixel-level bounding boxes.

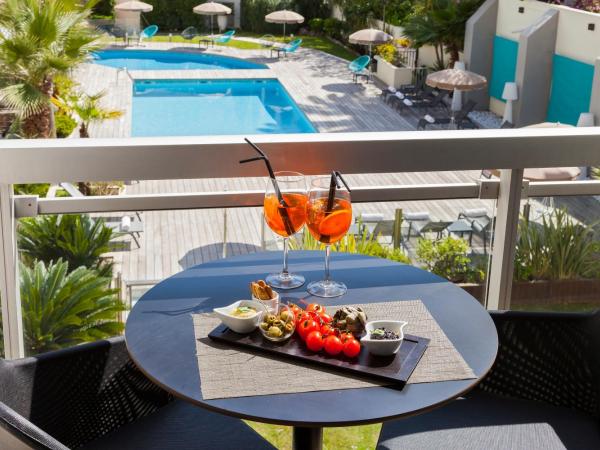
[418,100,477,130]
[106,215,144,249]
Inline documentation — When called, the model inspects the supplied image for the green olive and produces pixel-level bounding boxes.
[284,323,294,333]
[268,326,283,338]
[266,314,277,324]
[280,310,292,322]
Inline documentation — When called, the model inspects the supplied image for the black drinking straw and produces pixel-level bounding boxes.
[325,171,351,214]
[239,138,294,236]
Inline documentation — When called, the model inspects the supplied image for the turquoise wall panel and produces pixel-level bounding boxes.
[547,55,594,125]
[489,36,519,101]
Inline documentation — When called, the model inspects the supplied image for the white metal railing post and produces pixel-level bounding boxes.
[486,169,526,310]
[0,184,24,358]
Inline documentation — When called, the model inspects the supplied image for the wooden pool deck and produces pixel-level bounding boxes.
[72,41,597,292]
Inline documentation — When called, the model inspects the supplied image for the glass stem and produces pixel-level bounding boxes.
[282,237,289,277]
[324,245,331,283]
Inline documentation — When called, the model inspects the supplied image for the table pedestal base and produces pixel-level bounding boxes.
[293,426,323,450]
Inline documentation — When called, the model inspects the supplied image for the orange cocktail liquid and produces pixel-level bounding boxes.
[306,198,352,244]
[264,192,308,237]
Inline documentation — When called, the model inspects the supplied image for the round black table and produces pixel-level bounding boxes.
[126,251,498,450]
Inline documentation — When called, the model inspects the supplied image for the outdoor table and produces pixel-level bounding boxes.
[125,251,498,450]
[199,38,214,49]
[447,218,474,241]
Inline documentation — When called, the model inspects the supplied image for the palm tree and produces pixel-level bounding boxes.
[56,90,123,138]
[20,260,125,355]
[403,0,482,68]
[0,0,100,138]
[18,214,118,278]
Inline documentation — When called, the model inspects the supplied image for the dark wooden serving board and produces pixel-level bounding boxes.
[208,324,430,387]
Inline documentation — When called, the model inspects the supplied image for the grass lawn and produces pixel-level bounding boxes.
[147,33,357,60]
[246,421,381,450]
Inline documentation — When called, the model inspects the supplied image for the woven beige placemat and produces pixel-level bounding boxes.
[193,300,475,400]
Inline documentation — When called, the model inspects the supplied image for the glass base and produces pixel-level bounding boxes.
[266,272,305,290]
[306,280,347,298]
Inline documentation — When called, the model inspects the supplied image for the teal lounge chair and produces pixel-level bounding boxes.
[181,26,198,42]
[139,25,158,45]
[349,55,371,83]
[271,38,302,58]
[214,29,236,45]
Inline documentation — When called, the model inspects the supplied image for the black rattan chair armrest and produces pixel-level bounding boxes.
[1,337,171,449]
[0,402,68,450]
[479,310,600,419]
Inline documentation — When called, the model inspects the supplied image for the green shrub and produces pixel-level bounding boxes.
[308,18,324,33]
[322,17,348,40]
[144,0,214,31]
[55,111,77,138]
[18,214,119,278]
[13,184,51,196]
[290,228,411,264]
[416,236,483,283]
[92,0,114,18]
[21,260,124,355]
[514,209,600,281]
[294,0,330,21]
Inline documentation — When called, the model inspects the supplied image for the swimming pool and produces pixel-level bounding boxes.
[92,50,266,70]
[132,79,316,137]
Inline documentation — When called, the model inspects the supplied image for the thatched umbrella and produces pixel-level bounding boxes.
[426,68,487,91]
[265,10,304,38]
[193,2,232,36]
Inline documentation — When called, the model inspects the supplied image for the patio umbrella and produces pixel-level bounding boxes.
[193,2,232,36]
[426,68,487,91]
[349,28,392,57]
[426,68,487,128]
[114,1,153,13]
[265,10,304,38]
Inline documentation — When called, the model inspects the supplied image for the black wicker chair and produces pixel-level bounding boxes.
[377,310,600,449]
[0,337,275,450]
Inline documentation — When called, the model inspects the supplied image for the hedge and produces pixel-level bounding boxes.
[143,0,236,32]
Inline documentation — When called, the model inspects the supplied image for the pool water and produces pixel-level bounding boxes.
[92,50,266,71]
[132,79,316,136]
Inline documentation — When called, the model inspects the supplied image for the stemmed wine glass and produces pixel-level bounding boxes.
[263,171,308,289]
[305,175,352,298]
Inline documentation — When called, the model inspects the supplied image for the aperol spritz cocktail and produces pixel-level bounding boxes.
[306,176,352,297]
[263,172,307,289]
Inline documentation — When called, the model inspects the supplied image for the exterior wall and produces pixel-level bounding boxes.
[464,0,499,109]
[485,0,600,124]
[513,10,559,126]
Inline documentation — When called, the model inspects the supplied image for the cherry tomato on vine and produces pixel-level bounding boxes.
[307,303,326,316]
[298,319,319,341]
[320,324,334,336]
[296,312,314,326]
[305,331,324,352]
[339,331,355,343]
[343,339,361,358]
[324,335,343,356]
[320,313,333,324]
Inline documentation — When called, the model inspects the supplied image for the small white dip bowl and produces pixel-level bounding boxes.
[251,290,280,313]
[361,320,408,356]
[213,300,264,334]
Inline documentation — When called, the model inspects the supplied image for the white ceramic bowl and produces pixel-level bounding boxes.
[213,300,264,334]
[251,290,280,313]
[361,320,408,356]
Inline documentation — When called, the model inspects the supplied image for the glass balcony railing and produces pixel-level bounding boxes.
[1,129,600,358]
